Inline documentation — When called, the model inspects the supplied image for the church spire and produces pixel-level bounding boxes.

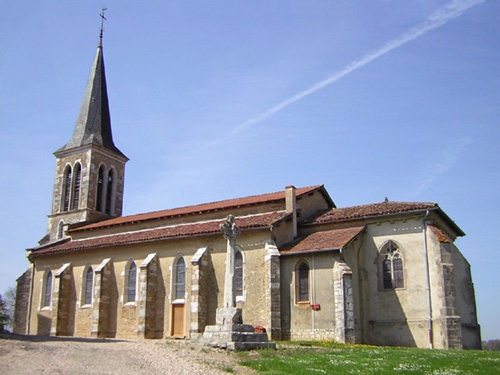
[45,10,128,243]
[56,9,126,159]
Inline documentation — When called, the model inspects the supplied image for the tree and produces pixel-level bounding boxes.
[0,287,16,332]
[0,294,10,332]
[483,340,500,351]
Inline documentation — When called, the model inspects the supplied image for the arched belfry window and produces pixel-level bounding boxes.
[83,266,94,305]
[62,165,72,212]
[105,168,115,215]
[42,269,53,308]
[125,261,137,303]
[96,165,105,213]
[295,260,310,303]
[173,257,186,301]
[234,251,243,298]
[381,241,404,289]
[71,163,82,210]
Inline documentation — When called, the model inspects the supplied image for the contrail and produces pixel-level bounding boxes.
[234,0,483,134]
[411,137,472,198]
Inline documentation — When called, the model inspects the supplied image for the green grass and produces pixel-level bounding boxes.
[239,342,500,375]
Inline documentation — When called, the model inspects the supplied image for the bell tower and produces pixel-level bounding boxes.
[46,19,128,243]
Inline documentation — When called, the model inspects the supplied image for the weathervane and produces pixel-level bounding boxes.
[99,7,107,42]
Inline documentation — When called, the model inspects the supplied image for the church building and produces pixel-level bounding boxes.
[14,36,481,350]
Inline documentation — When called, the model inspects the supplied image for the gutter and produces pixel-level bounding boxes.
[280,247,342,257]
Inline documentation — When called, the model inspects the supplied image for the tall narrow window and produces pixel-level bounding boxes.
[173,257,186,300]
[234,251,243,298]
[96,166,105,212]
[297,261,310,302]
[71,163,81,210]
[127,262,137,303]
[105,169,114,215]
[382,242,404,289]
[62,166,72,212]
[43,270,52,308]
[84,266,93,305]
[58,221,65,239]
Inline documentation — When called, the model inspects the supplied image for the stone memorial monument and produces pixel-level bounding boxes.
[200,215,276,350]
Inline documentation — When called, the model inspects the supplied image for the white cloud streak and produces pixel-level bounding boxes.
[234,0,484,134]
[411,137,473,198]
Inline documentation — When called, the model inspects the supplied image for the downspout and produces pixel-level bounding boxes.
[422,210,433,349]
[311,253,316,340]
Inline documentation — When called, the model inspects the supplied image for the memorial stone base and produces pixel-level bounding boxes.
[199,307,276,351]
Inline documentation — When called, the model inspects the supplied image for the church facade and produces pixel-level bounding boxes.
[14,39,481,350]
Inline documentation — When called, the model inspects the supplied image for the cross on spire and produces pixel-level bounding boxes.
[99,7,107,44]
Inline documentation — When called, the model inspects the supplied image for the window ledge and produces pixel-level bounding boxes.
[172,299,185,305]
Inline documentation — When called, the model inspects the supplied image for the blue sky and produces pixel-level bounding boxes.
[0,1,498,340]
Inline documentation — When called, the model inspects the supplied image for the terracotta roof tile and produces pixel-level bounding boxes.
[280,226,365,255]
[428,225,451,243]
[311,201,438,224]
[74,185,324,231]
[31,211,290,257]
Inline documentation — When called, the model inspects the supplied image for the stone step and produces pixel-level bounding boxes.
[203,324,255,333]
[229,341,276,351]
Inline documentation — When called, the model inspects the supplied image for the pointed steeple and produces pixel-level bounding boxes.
[56,39,126,159]
[45,11,128,244]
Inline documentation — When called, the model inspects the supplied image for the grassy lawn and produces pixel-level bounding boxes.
[238,342,500,375]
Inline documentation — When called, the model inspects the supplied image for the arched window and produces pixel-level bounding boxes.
[71,163,82,210]
[96,165,105,212]
[381,241,404,289]
[84,266,94,305]
[58,221,65,239]
[62,165,72,212]
[234,251,243,298]
[173,257,186,300]
[43,270,53,308]
[105,169,115,215]
[296,261,310,303]
[126,261,137,303]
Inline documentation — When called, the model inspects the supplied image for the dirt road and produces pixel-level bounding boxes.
[0,334,257,375]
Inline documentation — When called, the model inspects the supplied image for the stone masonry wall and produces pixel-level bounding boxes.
[13,269,32,334]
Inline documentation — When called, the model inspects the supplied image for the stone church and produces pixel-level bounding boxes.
[14,36,481,350]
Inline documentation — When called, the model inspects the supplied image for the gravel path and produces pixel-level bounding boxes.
[0,334,257,375]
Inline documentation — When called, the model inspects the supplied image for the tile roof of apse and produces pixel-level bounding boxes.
[311,201,438,223]
[280,226,365,255]
[309,200,465,237]
[72,185,330,232]
[31,211,290,256]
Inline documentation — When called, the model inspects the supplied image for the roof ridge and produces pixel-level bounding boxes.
[146,184,323,214]
[72,185,323,231]
[308,201,439,224]
[337,200,438,209]
[80,210,289,239]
